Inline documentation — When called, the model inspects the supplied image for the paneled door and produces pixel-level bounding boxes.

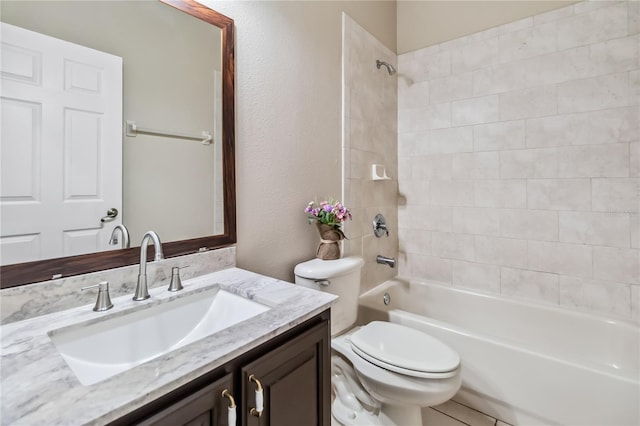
[0,22,122,266]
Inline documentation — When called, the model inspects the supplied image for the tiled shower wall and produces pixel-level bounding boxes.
[343,14,399,294]
[397,1,640,321]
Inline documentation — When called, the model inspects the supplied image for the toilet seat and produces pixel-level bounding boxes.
[350,321,460,379]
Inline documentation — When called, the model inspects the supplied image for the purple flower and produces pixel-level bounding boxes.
[305,198,352,227]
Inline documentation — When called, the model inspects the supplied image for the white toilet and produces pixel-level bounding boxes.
[294,257,461,426]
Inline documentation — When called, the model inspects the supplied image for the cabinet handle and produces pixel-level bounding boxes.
[248,374,264,417]
[221,389,237,426]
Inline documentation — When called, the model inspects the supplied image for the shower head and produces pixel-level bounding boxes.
[376,59,396,75]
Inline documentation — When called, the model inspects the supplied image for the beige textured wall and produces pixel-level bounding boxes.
[398,1,578,53]
[207,1,396,282]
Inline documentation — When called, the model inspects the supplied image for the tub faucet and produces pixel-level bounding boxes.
[376,255,395,268]
[108,224,130,248]
[133,231,164,301]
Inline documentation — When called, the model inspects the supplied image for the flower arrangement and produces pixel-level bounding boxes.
[305,199,351,260]
[305,199,352,228]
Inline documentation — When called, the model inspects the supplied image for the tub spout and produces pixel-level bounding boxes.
[376,255,395,268]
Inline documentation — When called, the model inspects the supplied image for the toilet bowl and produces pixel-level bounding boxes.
[294,257,462,426]
[335,322,460,406]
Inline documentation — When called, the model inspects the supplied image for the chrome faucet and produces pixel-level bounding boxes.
[376,255,396,268]
[108,224,130,248]
[133,231,164,301]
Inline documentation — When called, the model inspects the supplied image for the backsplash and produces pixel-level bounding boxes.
[0,246,236,324]
[397,1,639,321]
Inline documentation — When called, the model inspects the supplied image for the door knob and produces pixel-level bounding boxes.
[100,207,119,223]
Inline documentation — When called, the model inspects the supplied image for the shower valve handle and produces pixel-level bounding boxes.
[373,214,389,237]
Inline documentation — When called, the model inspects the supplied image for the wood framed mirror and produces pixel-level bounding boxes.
[0,0,235,288]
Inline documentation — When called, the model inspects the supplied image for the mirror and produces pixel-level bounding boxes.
[0,0,235,288]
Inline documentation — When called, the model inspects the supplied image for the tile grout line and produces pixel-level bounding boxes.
[430,406,474,426]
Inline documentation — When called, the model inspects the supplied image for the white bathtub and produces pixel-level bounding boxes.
[358,278,640,426]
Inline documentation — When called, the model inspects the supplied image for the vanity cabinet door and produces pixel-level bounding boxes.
[241,320,330,426]
[138,373,235,426]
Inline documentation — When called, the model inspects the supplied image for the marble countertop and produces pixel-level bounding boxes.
[0,267,336,425]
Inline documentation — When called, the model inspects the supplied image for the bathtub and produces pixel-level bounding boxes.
[357,278,640,426]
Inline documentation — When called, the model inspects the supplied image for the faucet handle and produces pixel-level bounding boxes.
[81,281,114,311]
[373,214,389,238]
[168,266,189,292]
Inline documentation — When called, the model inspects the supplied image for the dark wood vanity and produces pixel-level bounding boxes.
[111,310,330,426]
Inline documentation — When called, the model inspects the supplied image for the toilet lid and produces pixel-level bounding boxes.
[350,321,460,376]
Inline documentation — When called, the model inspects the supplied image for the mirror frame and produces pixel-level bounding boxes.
[0,0,236,289]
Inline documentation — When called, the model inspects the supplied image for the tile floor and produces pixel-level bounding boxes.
[330,398,513,426]
[424,400,513,426]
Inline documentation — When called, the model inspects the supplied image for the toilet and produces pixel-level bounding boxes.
[294,257,461,426]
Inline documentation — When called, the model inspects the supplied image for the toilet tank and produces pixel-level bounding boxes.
[294,257,364,336]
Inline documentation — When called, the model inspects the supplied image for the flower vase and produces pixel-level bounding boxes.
[315,223,344,260]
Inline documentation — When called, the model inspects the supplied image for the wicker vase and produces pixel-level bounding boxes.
[315,223,344,260]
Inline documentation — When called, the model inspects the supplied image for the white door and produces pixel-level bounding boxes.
[0,23,123,265]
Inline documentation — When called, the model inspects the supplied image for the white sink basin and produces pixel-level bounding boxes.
[49,288,270,385]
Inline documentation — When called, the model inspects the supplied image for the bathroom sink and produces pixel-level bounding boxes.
[48,288,270,385]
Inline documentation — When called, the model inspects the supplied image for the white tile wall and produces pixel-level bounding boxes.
[559,211,630,247]
[526,178,592,211]
[410,253,452,282]
[525,113,589,147]
[501,267,559,303]
[592,177,640,212]
[632,284,639,321]
[433,180,476,206]
[500,85,558,120]
[474,62,526,96]
[500,208,558,241]
[452,152,500,180]
[500,22,558,63]
[474,120,525,151]
[411,205,452,231]
[398,1,640,320]
[431,73,473,104]
[527,240,593,278]
[432,232,475,261]
[632,213,640,249]
[452,260,501,292]
[430,127,474,154]
[474,180,527,208]
[343,14,398,293]
[557,72,630,113]
[475,236,528,268]
[632,142,640,177]
[452,95,500,126]
[453,207,500,236]
[557,2,628,49]
[559,276,632,317]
